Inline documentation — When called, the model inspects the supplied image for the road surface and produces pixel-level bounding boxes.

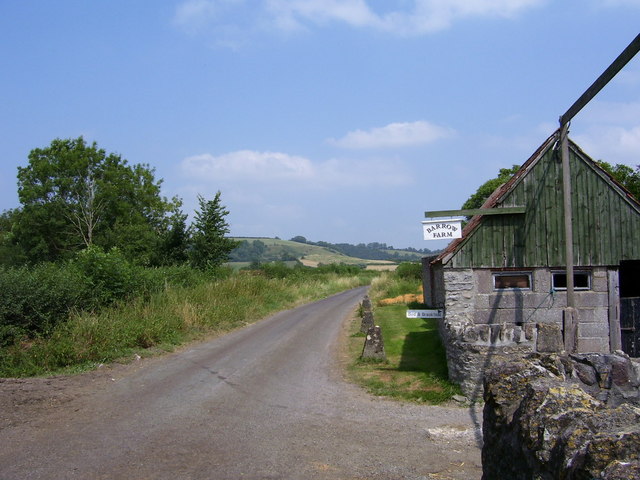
[0,287,482,479]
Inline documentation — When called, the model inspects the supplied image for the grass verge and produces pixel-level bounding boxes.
[346,274,461,404]
[0,271,371,377]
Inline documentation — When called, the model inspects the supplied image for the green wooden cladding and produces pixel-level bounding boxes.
[447,142,640,269]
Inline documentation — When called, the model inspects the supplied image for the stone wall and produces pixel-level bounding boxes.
[432,265,614,399]
[482,353,640,480]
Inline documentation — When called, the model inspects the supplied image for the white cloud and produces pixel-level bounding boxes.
[180,149,414,188]
[267,0,381,32]
[178,148,415,240]
[173,0,547,40]
[181,150,315,181]
[573,125,640,166]
[173,0,222,34]
[579,100,640,125]
[328,121,455,149]
[571,100,640,166]
[377,0,548,34]
[315,157,413,186]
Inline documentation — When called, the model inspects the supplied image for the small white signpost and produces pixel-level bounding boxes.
[422,219,462,241]
[406,309,443,319]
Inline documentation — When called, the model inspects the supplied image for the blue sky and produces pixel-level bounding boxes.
[1,1,639,250]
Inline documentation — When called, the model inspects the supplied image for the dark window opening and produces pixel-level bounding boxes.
[620,260,640,298]
[494,273,531,290]
[552,272,590,291]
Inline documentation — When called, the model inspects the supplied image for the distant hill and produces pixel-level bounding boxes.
[228,237,439,267]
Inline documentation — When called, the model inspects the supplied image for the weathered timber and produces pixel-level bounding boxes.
[424,207,525,218]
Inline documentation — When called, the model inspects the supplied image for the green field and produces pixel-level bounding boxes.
[230,237,399,268]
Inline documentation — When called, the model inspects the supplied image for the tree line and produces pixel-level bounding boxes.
[0,137,238,269]
[286,236,437,261]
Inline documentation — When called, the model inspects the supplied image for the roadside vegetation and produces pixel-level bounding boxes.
[346,263,461,405]
[0,136,456,406]
[0,261,376,377]
[0,137,380,377]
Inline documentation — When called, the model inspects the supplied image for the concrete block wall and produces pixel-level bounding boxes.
[434,266,614,398]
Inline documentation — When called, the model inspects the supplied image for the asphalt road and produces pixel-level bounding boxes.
[0,287,482,480]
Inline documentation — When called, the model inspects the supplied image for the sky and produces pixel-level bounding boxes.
[1,1,639,251]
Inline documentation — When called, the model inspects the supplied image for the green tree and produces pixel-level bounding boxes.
[189,192,239,269]
[14,137,180,264]
[0,209,27,267]
[597,161,640,201]
[156,208,190,266]
[461,165,521,210]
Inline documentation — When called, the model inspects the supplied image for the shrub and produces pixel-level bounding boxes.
[0,263,91,345]
[314,263,363,275]
[75,246,138,306]
[0,251,237,347]
[395,262,423,280]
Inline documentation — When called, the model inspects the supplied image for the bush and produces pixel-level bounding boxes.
[395,262,423,280]
[0,263,91,345]
[314,263,363,275]
[75,246,139,306]
[0,265,372,376]
[0,250,237,347]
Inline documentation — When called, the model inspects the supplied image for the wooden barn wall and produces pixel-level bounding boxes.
[450,147,640,269]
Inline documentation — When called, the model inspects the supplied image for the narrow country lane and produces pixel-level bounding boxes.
[0,287,482,480]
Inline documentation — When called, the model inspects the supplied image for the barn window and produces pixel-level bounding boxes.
[493,272,532,290]
[552,271,591,291]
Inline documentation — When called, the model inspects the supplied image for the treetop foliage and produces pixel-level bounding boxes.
[461,165,520,211]
[1,137,236,269]
[189,193,240,270]
[597,161,640,201]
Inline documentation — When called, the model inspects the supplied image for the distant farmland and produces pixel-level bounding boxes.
[228,237,426,269]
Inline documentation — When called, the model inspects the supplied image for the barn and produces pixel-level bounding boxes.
[422,129,640,398]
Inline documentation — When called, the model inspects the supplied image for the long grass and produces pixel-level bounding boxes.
[0,271,371,377]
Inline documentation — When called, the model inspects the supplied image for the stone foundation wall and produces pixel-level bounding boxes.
[482,353,640,480]
[433,265,614,399]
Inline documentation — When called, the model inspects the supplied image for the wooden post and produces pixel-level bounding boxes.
[560,124,577,353]
[556,34,640,353]
[560,124,575,312]
[608,270,622,352]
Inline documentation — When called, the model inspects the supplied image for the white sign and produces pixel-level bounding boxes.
[422,219,462,240]
[406,309,444,319]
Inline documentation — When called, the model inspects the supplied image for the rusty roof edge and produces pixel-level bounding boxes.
[431,130,560,266]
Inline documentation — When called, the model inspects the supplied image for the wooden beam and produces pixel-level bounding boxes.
[424,207,525,218]
[560,33,640,126]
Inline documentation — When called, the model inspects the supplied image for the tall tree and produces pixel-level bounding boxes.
[156,207,190,266]
[15,137,179,264]
[189,192,239,269]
